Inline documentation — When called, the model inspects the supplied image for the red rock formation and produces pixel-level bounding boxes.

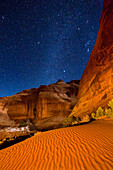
[0,80,79,129]
[70,0,113,117]
[0,97,15,128]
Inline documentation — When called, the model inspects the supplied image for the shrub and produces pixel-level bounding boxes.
[76,117,81,123]
[105,99,113,118]
[62,116,76,127]
[96,107,104,118]
[93,99,113,119]
[18,120,27,127]
[91,113,96,119]
[108,99,113,111]
[105,108,112,117]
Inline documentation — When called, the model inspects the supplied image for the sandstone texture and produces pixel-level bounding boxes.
[0,98,15,128]
[70,0,113,117]
[0,80,79,130]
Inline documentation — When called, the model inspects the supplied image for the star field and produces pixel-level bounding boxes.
[0,0,103,97]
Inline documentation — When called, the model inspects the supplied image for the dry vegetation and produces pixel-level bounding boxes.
[92,99,113,119]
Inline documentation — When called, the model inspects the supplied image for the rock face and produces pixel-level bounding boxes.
[70,0,113,117]
[0,98,15,128]
[0,80,79,130]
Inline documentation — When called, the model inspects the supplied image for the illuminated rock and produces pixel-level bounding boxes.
[0,80,79,130]
[70,0,113,117]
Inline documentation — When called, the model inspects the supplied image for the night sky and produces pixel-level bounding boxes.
[0,0,103,97]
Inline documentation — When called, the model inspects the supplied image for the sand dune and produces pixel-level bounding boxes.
[0,118,113,170]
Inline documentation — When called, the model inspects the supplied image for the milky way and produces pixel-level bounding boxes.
[0,0,103,96]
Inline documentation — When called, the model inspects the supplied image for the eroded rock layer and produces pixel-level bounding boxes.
[0,80,79,129]
[70,0,113,117]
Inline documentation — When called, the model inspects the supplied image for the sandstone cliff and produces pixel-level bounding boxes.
[0,80,79,129]
[70,0,113,117]
[0,97,15,128]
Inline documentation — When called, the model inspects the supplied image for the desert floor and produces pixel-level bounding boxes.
[0,118,113,170]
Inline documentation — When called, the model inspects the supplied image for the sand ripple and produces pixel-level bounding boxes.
[0,118,113,170]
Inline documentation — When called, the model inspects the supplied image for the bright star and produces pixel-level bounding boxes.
[2,16,5,20]
[87,48,90,52]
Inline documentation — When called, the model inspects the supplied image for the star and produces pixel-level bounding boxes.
[37,42,40,45]
[86,20,89,24]
[0,0,103,97]
[63,36,66,39]
[85,41,91,47]
[2,16,5,20]
[87,48,90,53]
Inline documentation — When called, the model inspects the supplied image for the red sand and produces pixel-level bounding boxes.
[0,118,113,170]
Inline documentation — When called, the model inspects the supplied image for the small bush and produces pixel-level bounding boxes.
[92,99,113,119]
[105,108,112,117]
[104,99,113,118]
[108,99,113,110]
[91,113,96,119]
[96,107,104,118]
[62,116,76,127]
[18,120,27,127]
[76,117,81,123]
